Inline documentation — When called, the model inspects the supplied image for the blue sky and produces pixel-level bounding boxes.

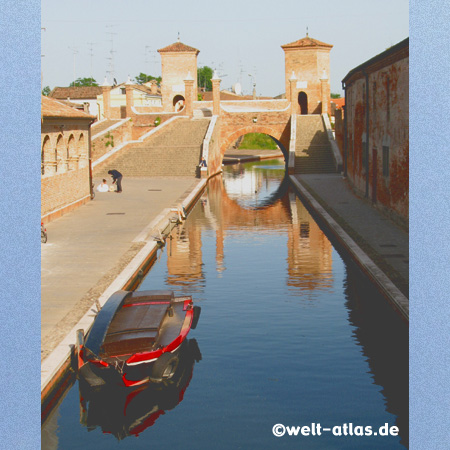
[41,0,409,96]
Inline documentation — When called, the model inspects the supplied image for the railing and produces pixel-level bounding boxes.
[322,113,343,172]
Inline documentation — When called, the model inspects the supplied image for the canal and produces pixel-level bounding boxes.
[42,159,408,449]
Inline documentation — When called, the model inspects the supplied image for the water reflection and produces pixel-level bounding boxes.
[164,162,334,294]
[78,339,201,441]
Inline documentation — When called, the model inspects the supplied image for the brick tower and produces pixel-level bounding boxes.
[281,35,333,115]
[158,39,200,112]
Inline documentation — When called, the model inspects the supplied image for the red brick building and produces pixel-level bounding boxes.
[338,38,409,225]
[158,40,200,112]
[281,35,333,115]
[41,96,96,222]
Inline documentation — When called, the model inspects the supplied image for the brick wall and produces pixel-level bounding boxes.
[41,117,92,221]
[343,43,408,223]
[91,120,133,161]
[41,166,90,219]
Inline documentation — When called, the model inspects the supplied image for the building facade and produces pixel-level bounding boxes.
[41,96,96,222]
[49,86,103,120]
[339,38,409,224]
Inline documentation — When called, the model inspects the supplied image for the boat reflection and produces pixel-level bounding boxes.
[78,338,202,441]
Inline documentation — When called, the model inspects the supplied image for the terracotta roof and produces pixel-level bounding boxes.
[132,84,161,96]
[41,96,96,119]
[158,41,200,54]
[281,36,333,50]
[331,97,345,109]
[49,86,103,100]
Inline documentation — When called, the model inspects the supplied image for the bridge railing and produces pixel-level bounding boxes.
[288,114,297,174]
[322,113,343,172]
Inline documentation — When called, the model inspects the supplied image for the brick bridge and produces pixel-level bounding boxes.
[92,36,342,179]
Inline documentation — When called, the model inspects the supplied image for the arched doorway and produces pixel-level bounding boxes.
[298,91,308,115]
[173,95,185,112]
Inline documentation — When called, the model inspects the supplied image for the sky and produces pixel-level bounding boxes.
[41,0,409,97]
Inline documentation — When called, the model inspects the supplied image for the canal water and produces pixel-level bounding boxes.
[42,159,408,449]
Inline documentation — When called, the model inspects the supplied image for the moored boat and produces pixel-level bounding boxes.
[77,290,201,388]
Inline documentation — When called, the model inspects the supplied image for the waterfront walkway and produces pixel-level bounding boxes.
[41,176,201,363]
[290,173,409,319]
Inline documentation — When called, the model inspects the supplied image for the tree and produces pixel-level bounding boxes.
[331,93,341,99]
[197,66,213,92]
[135,73,161,85]
[70,77,98,87]
[42,86,51,96]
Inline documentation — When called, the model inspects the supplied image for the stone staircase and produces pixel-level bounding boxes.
[91,119,123,136]
[94,118,210,177]
[294,115,336,174]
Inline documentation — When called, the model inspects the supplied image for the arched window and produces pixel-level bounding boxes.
[67,134,76,170]
[78,133,87,168]
[56,134,65,173]
[41,135,51,175]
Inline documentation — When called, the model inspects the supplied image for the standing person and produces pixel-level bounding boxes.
[108,169,123,193]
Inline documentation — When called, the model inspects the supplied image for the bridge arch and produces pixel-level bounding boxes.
[220,125,289,163]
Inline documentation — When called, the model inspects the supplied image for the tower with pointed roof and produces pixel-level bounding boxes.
[281,35,333,114]
[158,39,200,112]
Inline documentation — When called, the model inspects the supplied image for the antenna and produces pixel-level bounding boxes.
[177,32,180,42]
[145,45,157,77]
[306,26,309,37]
[106,25,117,81]
[68,46,79,84]
[41,28,46,90]
[87,42,97,79]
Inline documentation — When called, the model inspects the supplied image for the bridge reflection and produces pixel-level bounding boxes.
[165,164,333,293]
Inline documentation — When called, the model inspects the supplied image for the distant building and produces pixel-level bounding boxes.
[338,38,409,224]
[41,96,96,222]
[49,86,103,119]
[97,80,162,119]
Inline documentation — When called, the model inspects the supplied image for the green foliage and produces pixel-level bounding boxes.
[197,66,213,92]
[154,117,161,127]
[331,93,341,99]
[238,133,277,150]
[197,94,203,101]
[70,77,98,87]
[42,86,51,96]
[135,73,162,85]
[104,132,114,148]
